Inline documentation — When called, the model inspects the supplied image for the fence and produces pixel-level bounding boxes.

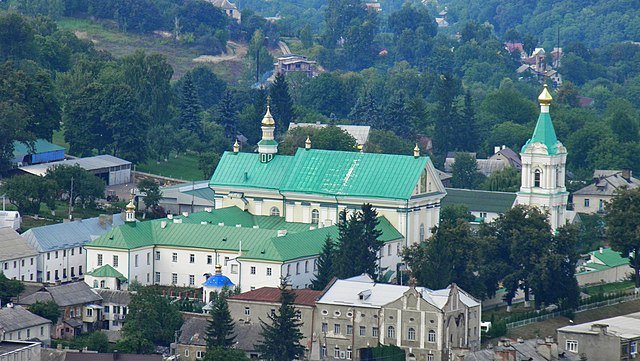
[506,292,640,329]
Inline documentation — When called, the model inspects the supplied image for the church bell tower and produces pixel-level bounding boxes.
[516,85,569,231]
[257,96,278,163]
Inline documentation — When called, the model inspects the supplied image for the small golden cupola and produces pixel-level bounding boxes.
[257,96,278,163]
[233,139,240,153]
[125,196,136,223]
[538,84,553,107]
[305,136,311,150]
[413,143,420,158]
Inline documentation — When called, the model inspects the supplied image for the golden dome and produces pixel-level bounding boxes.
[538,84,553,105]
[126,199,135,211]
[261,96,275,126]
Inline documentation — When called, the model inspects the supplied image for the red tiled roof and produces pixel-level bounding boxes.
[229,287,322,307]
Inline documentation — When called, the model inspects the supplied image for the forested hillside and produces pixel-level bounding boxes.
[443,0,640,48]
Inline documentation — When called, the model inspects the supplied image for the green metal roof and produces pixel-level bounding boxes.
[521,112,560,155]
[210,152,294,190]
[591,248,629,268]
[86,207,403,262]
[441,188,516,214]
[257,139,279,146]
[85,264,127,282]
[210,149,430,200]
[13,139,64,157]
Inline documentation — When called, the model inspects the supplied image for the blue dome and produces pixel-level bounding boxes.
[203,273,234,288]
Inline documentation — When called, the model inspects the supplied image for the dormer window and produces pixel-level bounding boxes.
[358,289,372,300]
[534,169,541,188]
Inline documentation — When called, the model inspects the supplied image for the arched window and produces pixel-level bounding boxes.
[407,328,416,340]
[428,330,436,343]
[311,209,320,224]
[305,260,309,273]
[534,169,542,188]
[419,224,425,242]
[270,207,280,217]
[99,280,105,288]
[387,326,395,338]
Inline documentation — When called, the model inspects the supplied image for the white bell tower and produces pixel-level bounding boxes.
[516,85,569,231]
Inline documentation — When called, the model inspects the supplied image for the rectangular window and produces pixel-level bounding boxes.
[71,248,74,256]
[231,264,238,274]
[244,307,251,316]
[334,349,340,358]
[134,255,138,267]
[13,261,16,268]
[104,306,110,313]
[346,325,353,335]
[79,265,82,275]
[207,255,213,264]
[156,251,160,260]
[155,272,160,283]
[189,254,195,263]
[189,275,195,285]
[632,342,637,355]
[47,253,50,260]
[113,255,119,267]
[334,324,341,334]
[63,250,66,257]
[79,247,82,254]
[40,326,44,336]
[388,244,392,256]
[287,264,290,276]
[30,258,34,265]
[172,253,178,262]
[322,323,328,332]
[147,252,150,265]
[147,273,150,283]
[224,256,229,266]
[55,251,58,258]
[359,326,366,336]
[267,267,272,276]
[46,271,50,281]
[196,350,204,359]
[171,273,178,285]
[250,266,256,275]
[21,259,24,267]
[86,308,93,317]
[296,263,300,274]
[26,329,30,338]
[427,355,434,361]
[63,269,67,278]
[71,267,75,277]
[321,347,327,358]
[346,350,352,360]
[566,340,578,353]
[97,254,103,266]
[55,270,58,280]
[584,199,590,207]
[372,327,379,337]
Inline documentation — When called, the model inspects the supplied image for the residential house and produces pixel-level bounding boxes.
[171,314,262,361]
[312,276,481,361]
[460,337,580,361]
[441,188,516,223]
[572,170,639,214]
[0,228,38,282]
[0,305,52,346]
[12,139,65,166]
[444,146,521,177]
[274,55,318,77]
[576,247,632,286]
[84,206,405,292]
[288,122,371,147]
[207,0,241,23]
[18,282,102,339]
[21,214,123,284]
[0,340,41,361]
[0,211,21,231]
[227,287,322,357]
[557,312,640,360]
[95,289,130,331]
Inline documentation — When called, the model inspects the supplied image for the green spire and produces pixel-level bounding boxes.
[521,85,560,155]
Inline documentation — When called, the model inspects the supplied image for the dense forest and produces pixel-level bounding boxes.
[1,0,639,187]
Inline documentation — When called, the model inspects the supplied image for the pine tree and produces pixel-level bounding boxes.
[214,90,238,140]
[349,89,384,128]
[360,204,383,278]
[178,72,202,136]
[255,283,305,361]
[457,91,477,151]
[384,92,412,138]
[334,209,365,279]
[311,235,336,290]
[269,73,294,137]
[205,293,236,350]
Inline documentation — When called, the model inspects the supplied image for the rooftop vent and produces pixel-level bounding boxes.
[160,221,167,229]
[201,221,207,225]
[309,226,316,230]
[173,219,183,224]
[204,207,212,213]
[218,222,224,226]
[277,230,287,237]
[236,224,242,228]
[253,225,259,229]
[167,214,173,220]
[182,212,189,217]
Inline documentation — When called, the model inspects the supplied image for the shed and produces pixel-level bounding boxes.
[12,140,65,166]
[18,155,131,185]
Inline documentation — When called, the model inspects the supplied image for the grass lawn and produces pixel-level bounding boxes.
[52,130,70,152]
[56,17,245,81]
[584,280,635,295]
[137,154,203,181]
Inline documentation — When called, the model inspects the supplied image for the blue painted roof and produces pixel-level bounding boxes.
[203,273,235,288]
[22,214,124,252]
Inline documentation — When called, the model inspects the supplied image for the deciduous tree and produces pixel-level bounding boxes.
[605,187,640,289]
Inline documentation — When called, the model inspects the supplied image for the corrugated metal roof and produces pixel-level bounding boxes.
[521,112,562,155]
[281,149,428,200]
[85,264,127,281]
[210,149,430,200]
[0,305,51,332]
[228,287,322,307]
[96,289,131,305]
[591,247,629,268]
[87,207,403,262]
[19,155,131,176]
[441,188,516,213]
[20,282,102,307]
[0,228,38,261]
[21,214,124,252]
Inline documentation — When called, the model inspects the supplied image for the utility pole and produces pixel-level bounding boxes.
[68,177,74,220]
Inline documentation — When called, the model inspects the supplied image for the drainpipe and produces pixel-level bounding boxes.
[405,199,409,248]
[334,196,340,225]
[278,190,286,219]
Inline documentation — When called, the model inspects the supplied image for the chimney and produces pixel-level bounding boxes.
[236,224,241,228]
[599,247,604,254]
[204,207,212,213]
[494,146,501,154]
[218,222,224,226]
[590,323,609,334]
[536,337,558,359]
[200,221,207,225]
[622,169,632,182]
[160,221,167,229]
[167,214,173,220]
[182,211,189,217]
